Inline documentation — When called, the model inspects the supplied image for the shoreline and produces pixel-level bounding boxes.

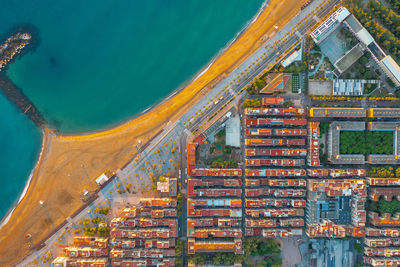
[0,1,271,228]
[52,0,270,138]
[0,0,312,264]
[0,0,274,228]
[0,0,270,223]
[0,0,269,226]
[0,128,46,228]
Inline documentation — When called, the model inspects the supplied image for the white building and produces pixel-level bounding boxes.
[333,79,363,95]
[332,79,380,95]
[310,7,350,44]
[381,55,400,87]
[344,12,400,87]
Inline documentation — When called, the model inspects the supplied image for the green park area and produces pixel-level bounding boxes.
[244,237,282,266]
[369,166,400,177]
[369,199,400,215]
[340,131,393,155]
[188,237,281,266]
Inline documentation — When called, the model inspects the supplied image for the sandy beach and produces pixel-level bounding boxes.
[0,0,308,264]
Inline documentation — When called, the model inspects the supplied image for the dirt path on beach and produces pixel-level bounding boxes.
[0,0,308,264]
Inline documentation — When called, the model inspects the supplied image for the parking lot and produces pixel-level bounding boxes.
[280,237,302,267]
[308,80,332,95]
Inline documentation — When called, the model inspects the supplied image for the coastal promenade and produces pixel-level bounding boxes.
[0,0,335,265]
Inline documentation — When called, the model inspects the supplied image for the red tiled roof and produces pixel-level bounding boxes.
[366,227,400,237]
[245,107,305,116]
[245,168,306,177]
[245,198,306,208]
[367,178,400,186]
[245,118,307,126]
[245,138,305,146]
[307,169,366,177]
[262,97,284,106]
[245,208,304,217]
[307,179,367,197]
[245,179,306,187]
[245,188,306,198]
[245,148,307,157]
[245,158,305,167]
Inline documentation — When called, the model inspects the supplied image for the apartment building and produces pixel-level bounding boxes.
[306,179,367,238]
[51,236,109,267]
[109,199,177,267]
[186,141,244,255]
[307,122,320,166]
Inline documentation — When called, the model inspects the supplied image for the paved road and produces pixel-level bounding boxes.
[179,130,189,266]
[185,0,341,134]
[18,0,343,265]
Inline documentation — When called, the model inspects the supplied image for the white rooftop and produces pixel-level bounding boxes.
[311,7,350,43]
[282,50,302,68]
[95,173,109,185]
[333,79,363,95]
[356,28,374,46]
[337,7,350,22]
[382,55,400,84]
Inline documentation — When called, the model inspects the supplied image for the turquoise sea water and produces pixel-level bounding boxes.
[0,94,42,219]
[0,0,263,219]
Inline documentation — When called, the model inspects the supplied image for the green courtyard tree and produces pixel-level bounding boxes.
[340,131,393,155]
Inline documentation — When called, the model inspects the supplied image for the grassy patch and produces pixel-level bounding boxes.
[210,157,238,168]
[364,83,377,95]
[319,122,329,136]
[368,166,400,177]
[369,199,400,215]
[243,98,261,108]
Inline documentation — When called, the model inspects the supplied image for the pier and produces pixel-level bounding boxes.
[0,30,46,127]
[0,31,31,72]
[0,74,46,127]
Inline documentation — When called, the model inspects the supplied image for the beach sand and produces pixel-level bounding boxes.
[0,0,308,264]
